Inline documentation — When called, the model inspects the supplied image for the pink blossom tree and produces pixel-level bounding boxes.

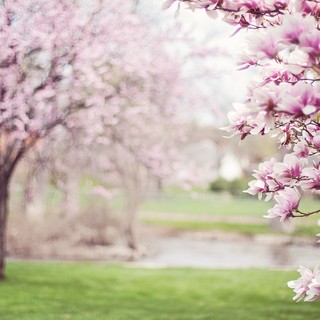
[0,0,169,279]
[23,50,189,251]
[165,0,320,301]
[20,22,209,252]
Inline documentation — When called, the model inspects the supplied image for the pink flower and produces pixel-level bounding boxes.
[278,14,314,45]
[293,141,309,158]
[248,30,279,59]
[264,187,300,222]
[278,82,320,116]
[288,266,316,302]
[300,29,320,55]
[295,0,320,18]
[273,154,307,184]
[248,82,282,113]
[263,67,296,85]
[241,0,260,10]
[312,135,320,149]
[300,165,320,191]
[253,158,276,180]
[223,104,253,139]
[245,158,277,198]
[245,179,267,197]
[306,275,320,302]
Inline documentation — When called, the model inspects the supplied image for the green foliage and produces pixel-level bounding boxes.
[209,177,251,196]
[209,178,230,193]
[1,262,319,320]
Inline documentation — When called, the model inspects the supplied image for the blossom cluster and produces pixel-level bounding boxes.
[0,0,183,180]
[288,266,320,302]
[166,0,320,302]
[245,154,320,222]
[164,0,320,28]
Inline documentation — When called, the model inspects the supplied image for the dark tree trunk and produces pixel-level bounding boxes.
[0,131,39,279]
[0,177,9,280]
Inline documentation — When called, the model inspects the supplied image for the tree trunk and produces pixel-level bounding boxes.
[124,194,139,251]
[61,175,78,217]
[125,207,139,250]
[0,177,9,280]
[23,167,48,220]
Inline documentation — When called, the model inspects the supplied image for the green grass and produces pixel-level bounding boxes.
[141,194,271,216]
[140,188,320,237]
[140,191,320,217]
[1,262,320,319]
[142,219,320,238]
[140,189,320,237]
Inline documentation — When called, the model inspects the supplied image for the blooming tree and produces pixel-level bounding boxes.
[0,0,171,279]
[3,0,213,261]
[165,0,320,301]
[23,47,189,250]
[20,21,210,252]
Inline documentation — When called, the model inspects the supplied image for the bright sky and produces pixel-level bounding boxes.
[138,0,254,126]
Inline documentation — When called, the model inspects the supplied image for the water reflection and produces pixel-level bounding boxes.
[270,245,290,266]
[134,237,320,269]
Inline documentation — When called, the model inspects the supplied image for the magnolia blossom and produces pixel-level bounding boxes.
[300,165,320,191]
[293,141,309,158]
[248,30,279,60]
[278,82,320,116]
[288,266,318,302]
[225,110,252,140]
[273,154,307,184]
[245,158,277,198]
[246,154,307,199]
[306,276,320,302]
[264,187,300,222]
[278,14,315,45]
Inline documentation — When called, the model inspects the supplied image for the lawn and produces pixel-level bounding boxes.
[140,190,320,217]
[140,189,320,237]
[0,262,319,320]
[141,192,272,216]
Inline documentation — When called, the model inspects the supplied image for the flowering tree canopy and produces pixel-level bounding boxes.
[0,0,191,279]
[0,0,214,278]
[23,16,213,250]
[0,0,156,172]
[165,0,320,302]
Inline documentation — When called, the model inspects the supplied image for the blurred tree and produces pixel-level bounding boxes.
[21,26,205,252]
[0,0,178,279]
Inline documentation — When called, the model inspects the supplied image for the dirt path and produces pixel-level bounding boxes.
[140,211,265,224]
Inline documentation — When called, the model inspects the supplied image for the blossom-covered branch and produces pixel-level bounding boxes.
[166,0,320,302]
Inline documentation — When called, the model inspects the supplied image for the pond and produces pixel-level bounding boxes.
[133,236,320,269]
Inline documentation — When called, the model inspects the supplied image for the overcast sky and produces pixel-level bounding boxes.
[137,0,254,125]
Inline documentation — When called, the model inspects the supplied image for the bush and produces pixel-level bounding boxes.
[209,177,250,196]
